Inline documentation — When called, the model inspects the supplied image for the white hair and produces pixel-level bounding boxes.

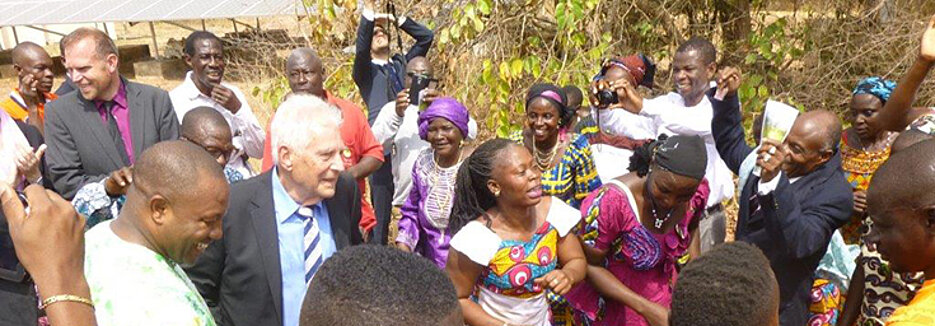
[270,94,343,164]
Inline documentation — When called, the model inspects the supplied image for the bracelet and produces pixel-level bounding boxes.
[30,176,42,185]
[39,294,94,310]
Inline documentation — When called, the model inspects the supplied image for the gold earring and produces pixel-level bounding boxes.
[493,190,500,197]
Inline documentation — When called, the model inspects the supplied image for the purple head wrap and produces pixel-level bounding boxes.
[418,97,471,141]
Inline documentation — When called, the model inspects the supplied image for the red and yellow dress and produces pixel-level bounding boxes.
[839,131,896,244]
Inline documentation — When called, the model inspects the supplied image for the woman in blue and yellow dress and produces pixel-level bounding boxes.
[506,83,602,209]
[445,139,587,326]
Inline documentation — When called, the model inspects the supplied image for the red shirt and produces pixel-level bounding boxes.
[261,91,384,232]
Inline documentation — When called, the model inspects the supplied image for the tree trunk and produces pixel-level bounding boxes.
[715,0,751,65]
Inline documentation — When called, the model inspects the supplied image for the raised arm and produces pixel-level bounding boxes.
[398,16,435,60]
[869,14,935,132]
[353,2,378,86]
[710,68,752,173]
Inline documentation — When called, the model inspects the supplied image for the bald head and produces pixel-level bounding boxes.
[132,141,226,202]
[181,107,231,140]
[795,110,842,152]
[12,42,54,93]
[124,140,229,265]
[286,47,325,98]
[13,42,49,66]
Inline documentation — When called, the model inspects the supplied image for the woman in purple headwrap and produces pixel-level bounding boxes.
[394,97,474,268]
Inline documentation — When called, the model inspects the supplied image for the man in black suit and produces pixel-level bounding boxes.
[353,0,433,245]
[711,68,852,326]
[45,27,178,199]
[186,94,363,326]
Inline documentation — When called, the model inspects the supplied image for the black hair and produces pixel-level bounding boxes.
[676,36,717,66]
[526,83,574,128]
[184,31,222,57]
[562,85,584,109]
[628,134,668,177]
[670,242,778,326]
[181,106,231,140]
[449,138,516,233]
[300,245,459,326]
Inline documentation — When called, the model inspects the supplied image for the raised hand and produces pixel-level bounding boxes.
[921,14,935,63]
[211,84,242,114]
[395,89,409,116]
[715,66,742,99]
[104,167,133,197]
[15,144,45,184]
[757,139,785,183]
[0,184,88,299]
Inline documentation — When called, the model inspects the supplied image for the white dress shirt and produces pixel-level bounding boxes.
[599,92,736,207]
[170,71,265,178]
[371,102,477,206]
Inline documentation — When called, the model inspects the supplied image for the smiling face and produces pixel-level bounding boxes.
[487,144,543,208]
[64,38,119,101]
[280,127,346,201]
[525,97,561,143]
[187,38,225,93]
[849,93,884,141]
[671,50,715,106]
[427,118,464,159]
[781,119,832,178]
[153,173,229,264]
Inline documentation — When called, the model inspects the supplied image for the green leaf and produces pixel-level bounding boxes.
[529,56,542,78]
[510,58,523,77]
[556,2,567,29]
[472,16,484,33]
[439,29,450,45]
[757,85,769,98]
[481,59,493,83]
[514,102,525,115]
[498,61,510,80]
[477,0,491,15]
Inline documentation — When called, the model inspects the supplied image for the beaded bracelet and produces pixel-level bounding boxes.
[39,294,94,310]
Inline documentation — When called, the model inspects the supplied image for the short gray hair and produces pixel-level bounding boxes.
[271,94,343,164]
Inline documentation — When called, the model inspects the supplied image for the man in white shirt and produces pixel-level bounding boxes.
[370,56,477,233]
[595,37,733,252]
[170,31,264,178]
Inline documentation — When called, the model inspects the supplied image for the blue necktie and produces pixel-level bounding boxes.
[296,206,323,284]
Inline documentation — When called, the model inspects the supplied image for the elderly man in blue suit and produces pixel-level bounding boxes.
[709,68,852,326]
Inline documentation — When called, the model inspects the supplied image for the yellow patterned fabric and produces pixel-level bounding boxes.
[507,130,602,209]
[887,280,935,326]
[839,132,893,244]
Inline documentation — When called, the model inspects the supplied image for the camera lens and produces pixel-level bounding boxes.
[598,89,618,106]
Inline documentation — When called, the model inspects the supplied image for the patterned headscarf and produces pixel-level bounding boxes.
[852,77,896,103]
[418,97,471,141]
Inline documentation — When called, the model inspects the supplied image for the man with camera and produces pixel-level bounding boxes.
[370,56,477,245]
[591,37,735,253]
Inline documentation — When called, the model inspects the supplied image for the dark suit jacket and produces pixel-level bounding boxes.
[711,94,852,326]
[0,122,47,326]
[186,171,363,326]
[353,13,434,124]
[44,77,179,199]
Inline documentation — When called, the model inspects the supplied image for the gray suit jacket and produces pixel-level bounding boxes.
[44,77,179,199]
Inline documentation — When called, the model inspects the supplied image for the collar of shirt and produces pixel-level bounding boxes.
[371,58,389,66]
[271,167,325,224]
[180,71,219,103]
[789,175,801,184]
[93,79,128,111]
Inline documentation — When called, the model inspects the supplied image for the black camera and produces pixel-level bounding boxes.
[597,88,618,107]
[409,73,432,106]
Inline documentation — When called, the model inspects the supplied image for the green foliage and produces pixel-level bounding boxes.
[740,16,807,114]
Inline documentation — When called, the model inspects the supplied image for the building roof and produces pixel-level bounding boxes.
[0,0,296,26]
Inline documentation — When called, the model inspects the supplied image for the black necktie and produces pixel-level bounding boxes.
[104,101,130,165]
[748,181,762,217]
